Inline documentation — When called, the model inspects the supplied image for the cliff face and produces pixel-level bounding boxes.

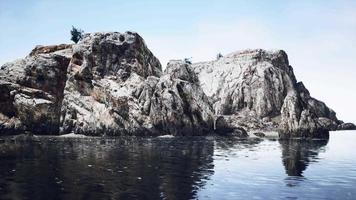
[142,60,214,136]
[192,49,351,138]
[0,46,72,134]
[0,32,353,137]
[60,32,162,135]
[0,32,213,136]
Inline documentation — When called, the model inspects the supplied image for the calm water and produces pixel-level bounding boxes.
[0,131,355,200]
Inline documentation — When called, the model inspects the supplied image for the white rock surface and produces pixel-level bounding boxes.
[192,49,350,138]
[60,32,214,136]
[0,33,354,138]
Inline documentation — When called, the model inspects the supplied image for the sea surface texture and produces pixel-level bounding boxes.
[0,131,355,200]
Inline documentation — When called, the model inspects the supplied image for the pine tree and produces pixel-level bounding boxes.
[70,26,84,43]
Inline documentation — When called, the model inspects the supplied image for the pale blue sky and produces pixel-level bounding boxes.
[0,0,355,123]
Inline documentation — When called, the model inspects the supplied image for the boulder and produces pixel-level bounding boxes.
[214,115,248,137]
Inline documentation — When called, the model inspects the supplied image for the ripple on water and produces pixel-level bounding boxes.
[0,132,355,199]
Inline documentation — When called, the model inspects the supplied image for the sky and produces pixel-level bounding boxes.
[0,0,355,123]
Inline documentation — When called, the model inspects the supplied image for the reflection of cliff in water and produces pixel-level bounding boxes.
[279,138,329,177]
[0,136,215,200]
[0,136,328,199]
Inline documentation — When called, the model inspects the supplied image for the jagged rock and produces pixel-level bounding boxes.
[192,49,353,138]
[193,49,295,117]
[279,83,338,138]
[337,123,356,130]
[148,60,214,135]
[0,33,354,138]
[29,44,72,56]
[214,112,277,136]
[60,32,162,136]
[214,115,248,137]
[0,47,71,134]
[163,60,200,83]
[60,33,213,136]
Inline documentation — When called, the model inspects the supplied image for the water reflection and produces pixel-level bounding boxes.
[279,138,328,177]
[214,137,263,150]
[0,135,336,200]
[0,137,215,200]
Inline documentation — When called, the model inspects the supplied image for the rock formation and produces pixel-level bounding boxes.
[0,32,213,136]
[0,32,354,137]
[146,60,214,136]
[0,45,72,134]
[192,49,354,138]
[59,32,162,136]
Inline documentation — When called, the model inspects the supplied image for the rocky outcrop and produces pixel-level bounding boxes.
[147,60,214,135]
[192,49,354,138]
[0,33,354,138]
[279,82,339,138]
[0,31,214,136]
[29,44,73,56]
[0,45,72,134]
[59,32,162,136]
[193,50,296,117]
[58,32,214,136]
[337,123,356,130]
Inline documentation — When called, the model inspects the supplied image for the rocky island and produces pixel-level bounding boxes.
[0,31,354,138]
